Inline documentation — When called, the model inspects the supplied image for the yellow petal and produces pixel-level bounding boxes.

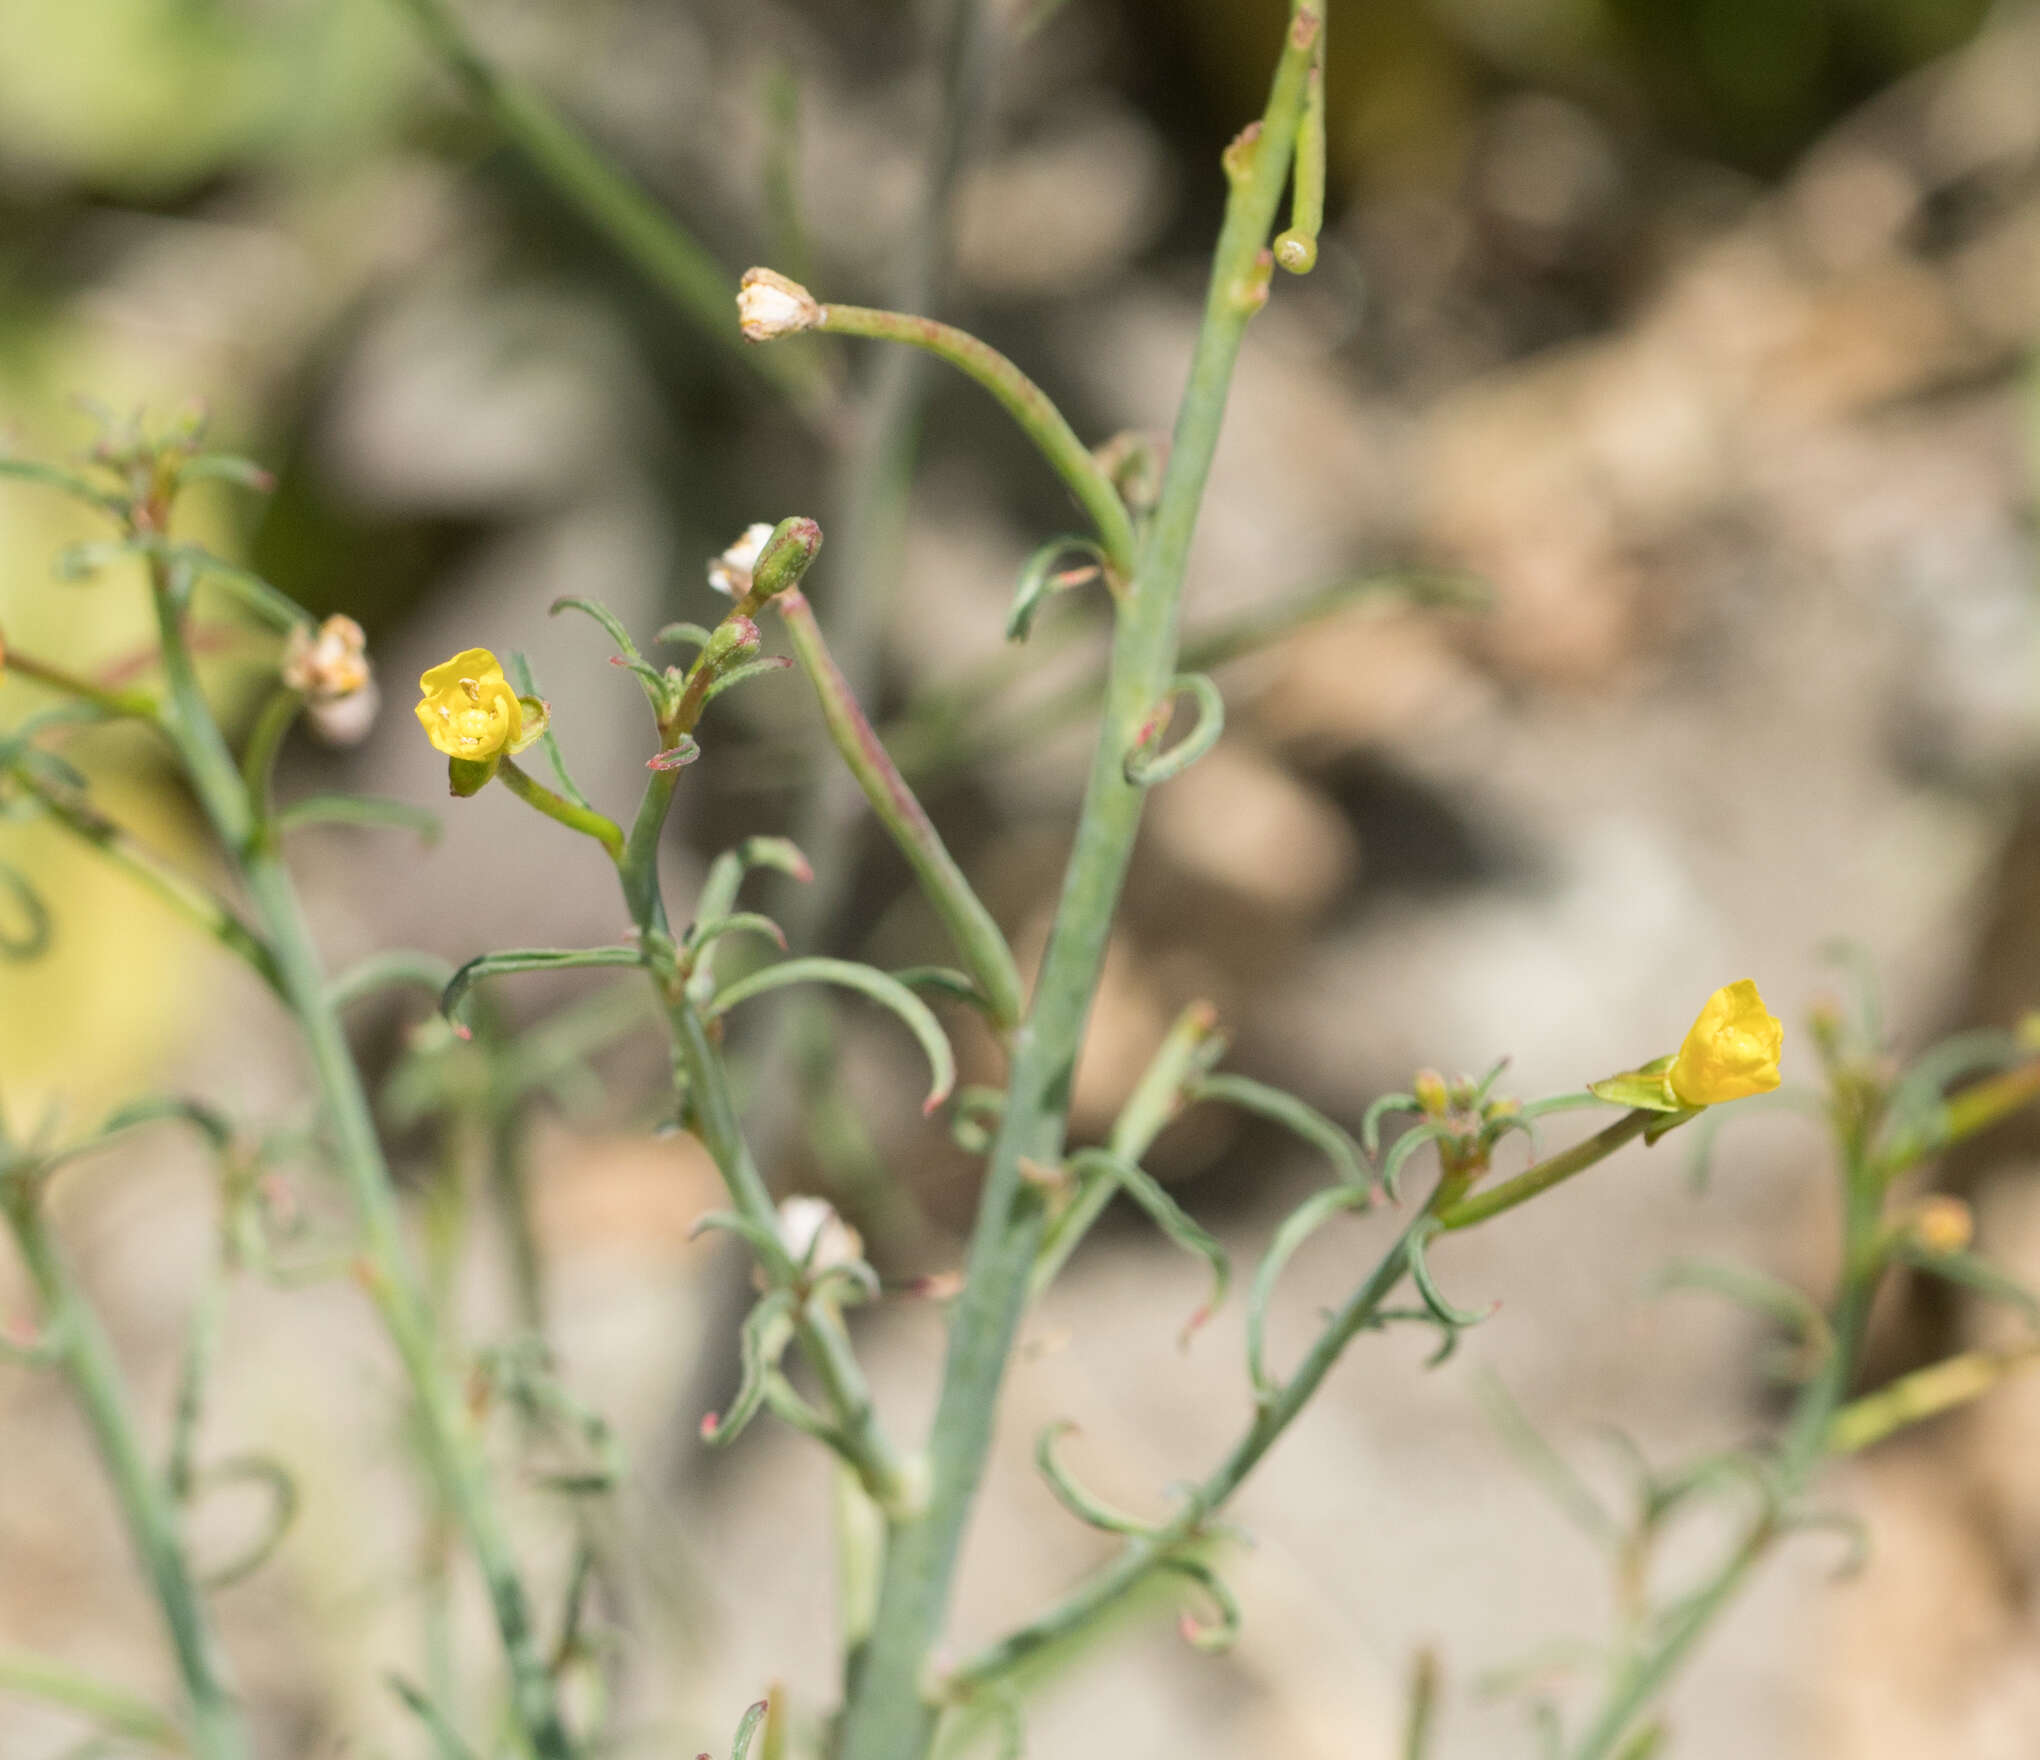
[1667,979,1784,1107]
[414,647,521,759]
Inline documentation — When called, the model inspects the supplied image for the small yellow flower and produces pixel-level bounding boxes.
[414,647,522,760]
[1667,979,1784,1107]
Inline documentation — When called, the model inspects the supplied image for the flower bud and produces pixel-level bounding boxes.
[737,267,822,342]
[1412,1070,1450,1117]
[749,517,823,600]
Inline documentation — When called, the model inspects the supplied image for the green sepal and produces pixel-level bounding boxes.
[1643,1106,1702,1145]
[1588,1054,1681,1113]
[447,755,500,797]
[506,695,551,756]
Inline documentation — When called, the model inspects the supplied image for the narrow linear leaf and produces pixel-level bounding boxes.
[1006,534,1110,643]
[550,594,645,663]
[440,945,644,1032]
[0,865,52,960]
[274,794,442,844]
[1193,1072,1368,1189]
[1363,1091,1418,1157]
[701,1293,797,1449]
[702,654,795,707]
[507,650,594,811]
[1407,1220,1490,1330]
[193,1453,299,1588]
[655,621,716,651]
[1123,673,1224,787]
[707,957,955,1113]
[328,950,458,1012]
[386,1674,483,1760]
[0,456,124,512]
[1898,1244,2040,1328]
[730,1698,770,1760]
[1034,1421,1163,1537]
[170,547,312,631]
[1159,1557,1242,1655]
[1067,1148,1228,1342]
[1247,1182,1372,1399]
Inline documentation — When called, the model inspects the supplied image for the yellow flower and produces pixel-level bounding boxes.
[1667,980,1784,1107]
[414,648,523,760]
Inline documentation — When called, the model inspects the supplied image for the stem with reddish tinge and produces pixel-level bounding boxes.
[775,588,1023,1028]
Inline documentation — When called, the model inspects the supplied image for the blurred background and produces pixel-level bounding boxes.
[3,0,2040,1753]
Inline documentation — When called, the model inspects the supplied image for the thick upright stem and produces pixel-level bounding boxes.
[832,16,1320,1756]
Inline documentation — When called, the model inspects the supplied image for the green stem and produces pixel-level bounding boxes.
[497,756,625,863]
[774,588,1023,1028]
[144,562,576,1760]
[834,23,1320,1753]
[1434,1110,1650,1231]
[0,645,158,719]
[16,770,285,997]
[813,303,1136,577]
[1567,1141,1885,1759]
[3,1193,250,1760]
[383,0,826,414]
[238,687,303,816]
[0,1647,187,1753]
[948,1198,1423,1696]
[659,989,917,1515]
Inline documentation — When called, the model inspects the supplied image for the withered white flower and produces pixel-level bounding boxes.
[708,522,776,597]
[737,267,822,342]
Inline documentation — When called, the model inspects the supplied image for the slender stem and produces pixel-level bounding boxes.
[238,687,303,815]
[144,561,576,1759]
[0,1647,186,1753]
[383,0,827,414]
[775,588,1023,1027]
[0,645,158,718]
[1434,1111,1650,1232]
[660,989,916,1514]
[814,304,1135,577]
[495,756,625,863]
[15,770,285,997]
[3,1193,251,1760]
[949,1200,1424,1695]
[831,23,1324,1750]
[1567,1139,1885,1759]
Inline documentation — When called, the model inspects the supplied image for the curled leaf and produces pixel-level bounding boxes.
[1123,673,1224,787]
[1066,1148,1228,1343]
[707,957,955,1113]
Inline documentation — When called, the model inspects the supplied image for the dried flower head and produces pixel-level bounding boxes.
[414,647,522,760]
[737,267,822,342]
[1667,980,1784,1107]
[283,615,371,702]
[308,678,381,747]
[708,523,776,597]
